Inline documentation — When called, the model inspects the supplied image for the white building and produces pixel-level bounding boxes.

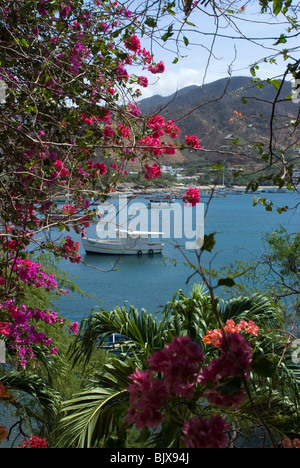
[161,165,184,179]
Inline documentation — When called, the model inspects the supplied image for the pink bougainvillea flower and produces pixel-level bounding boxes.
[182,415,230,448]
[185,134,201,149]
[143,163,161,180]
[182,187,200,206]
[148,61,165,74]
[124,35,141,54]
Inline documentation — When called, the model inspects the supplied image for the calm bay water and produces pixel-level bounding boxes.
[1,190,299,448]
[52,191,299,323]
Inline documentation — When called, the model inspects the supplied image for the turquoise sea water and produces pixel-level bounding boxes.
[52,191,300,323]
[1,190,299,448]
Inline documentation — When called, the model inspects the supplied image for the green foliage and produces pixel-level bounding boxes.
[53,284,300,448]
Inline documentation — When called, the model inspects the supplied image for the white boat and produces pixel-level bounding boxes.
[82,229,164,255]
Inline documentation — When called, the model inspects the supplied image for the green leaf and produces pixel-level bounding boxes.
[274,34,287,45]
[161,24,174,42]
[217,278,235,287]
[145,17,157,28]
[21,38,29,48]
[273,0,283,15]
[250,64,259,77]
[251,355,277,378]
[201,232,216,252]
[183,36,189,46]
[267,78,281,90]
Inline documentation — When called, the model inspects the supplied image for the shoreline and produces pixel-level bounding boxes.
[110,184,292,196]
[52,185,298,203]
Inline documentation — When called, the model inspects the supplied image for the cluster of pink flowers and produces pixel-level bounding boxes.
[38,0,48,16]
[61,204,77,216]
[148,61,165,74]
[123,34,163,75]
[203,319,259,347]
[148,115,181,139]
[164,120,181,138]
[2,239,26,253]
[53,159,69,178]
[60,3,71,19]
[87,161,107,176]
[69,42,91,75]
[199,333,253,408]
[148,335,205,398]
[127,102,141,117]
[126,369,168,429]
[185,134,201,149]
[81,110,112,126]
[118,124,132,139]
[56,236,81,264]
[0,292,79,368]
[148,115,166,137]
[126,332,256,447]
[143,163,161,180]
[137,76,148,88]
[182,187,200,206]
[182,415,230,449]
[0,299,60,367]
[283,438,300,448]
[19,436,48,448]
[103,125,116,141]
[116,61,129,82]
[124,34,141,54]
[138,115,179,165]
[12,258,58,291]
[126,336,205,429]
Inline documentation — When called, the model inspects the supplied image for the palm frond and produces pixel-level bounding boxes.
[236,387,300,445]
[70,304,172,367]
[162,285,215,343]
[55,387,128,448]
[0,371,61,427]
[220,293,282,328]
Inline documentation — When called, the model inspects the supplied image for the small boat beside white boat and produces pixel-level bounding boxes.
[148,200,175,209]
[82,229,164,255]
[148,195,175,209]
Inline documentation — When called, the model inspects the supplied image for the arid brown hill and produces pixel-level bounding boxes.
[138,76,299,169]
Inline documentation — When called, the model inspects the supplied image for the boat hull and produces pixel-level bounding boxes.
[82,238,164,255]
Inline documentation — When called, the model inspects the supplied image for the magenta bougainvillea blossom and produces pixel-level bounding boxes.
[126,331,256,447]
[183,187,201,206]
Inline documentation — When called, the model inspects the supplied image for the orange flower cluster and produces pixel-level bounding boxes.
[203,319,259,347]
[229,110,244,123]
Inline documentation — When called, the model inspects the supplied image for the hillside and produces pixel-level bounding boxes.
[138,76,298,172]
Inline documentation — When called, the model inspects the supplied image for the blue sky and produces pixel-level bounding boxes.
[134,2,299,99]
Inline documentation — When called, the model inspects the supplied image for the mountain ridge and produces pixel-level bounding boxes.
[138,76,298,171]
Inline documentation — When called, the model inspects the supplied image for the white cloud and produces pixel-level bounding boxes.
[137,67,205,100]
[137,65,230,100]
